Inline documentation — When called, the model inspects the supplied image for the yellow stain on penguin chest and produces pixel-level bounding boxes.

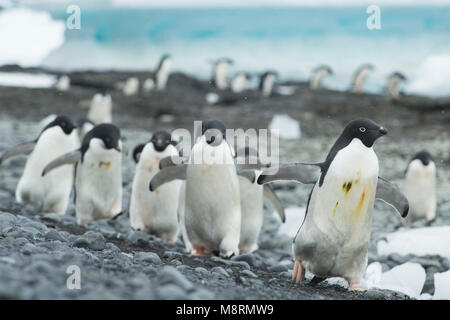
[98,161,111,170]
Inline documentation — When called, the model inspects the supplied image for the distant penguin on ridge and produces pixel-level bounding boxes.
[0,116,78,214]
[310,65,333,90]
[259,71,278,97]
[55,75,70,91]
[386,72,406,99]
[230,72,251,93]
[404,150,436,226]
[351,64,374,94]
[211,58,233,90]
[123,77,140,96]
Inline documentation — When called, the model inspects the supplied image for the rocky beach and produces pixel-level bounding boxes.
[0,67,449,300]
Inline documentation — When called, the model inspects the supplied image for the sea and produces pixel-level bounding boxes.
[2,5,450,96]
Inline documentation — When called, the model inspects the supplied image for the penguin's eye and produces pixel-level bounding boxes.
[359,127,366,133]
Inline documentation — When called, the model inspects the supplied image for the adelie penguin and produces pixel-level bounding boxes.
[351,64,374,94]
[129,131,182,242]
[386,72,407,99]
[211,58,233,90]
[404,150,436,226]
[0,115,78,214]
[235,147,285,253]
[258,118,409,291]
[149,120,242,258]
[142,54,172,92]
[41,123,124,227]
[259,71,278,97]
[310,65,333,90]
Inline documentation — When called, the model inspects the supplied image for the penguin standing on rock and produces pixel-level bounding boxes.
[129,131,181,242]
[351,64,374,93]
[0,116,78,214]
[386,72,406,99]
[404,150,436,226]
[310,65,333,90]
[87,93,112,125]
[259,71,278,97]
[41,124,124,227]
[235,147,286,253]
[258,118,409,291]
[211,58,233,90]
[230,72,251,93]
[149,120,242,258]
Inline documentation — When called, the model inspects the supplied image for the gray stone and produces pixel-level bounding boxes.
[231,253,256,267]
[157,284,186,300]
[158,266,194,292]
[44,229,66,242]
[211,266,229,278]
[73,231,106,251]
[134,252,162,265]
[241,270,258,278]
[268,264,288,272]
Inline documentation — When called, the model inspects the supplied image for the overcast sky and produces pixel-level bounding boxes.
[18,0,450,9]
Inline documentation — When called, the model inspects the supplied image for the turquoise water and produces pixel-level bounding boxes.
[43,7,450,93]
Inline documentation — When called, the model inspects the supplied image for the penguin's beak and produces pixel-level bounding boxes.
[115,146,121,152]
[379,127,388,135]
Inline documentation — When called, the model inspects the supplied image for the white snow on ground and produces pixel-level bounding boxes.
[268,114,301,140]
[364,262,426,298]
[377,226,450,259]
[433,270,450,300]
[0,72,56,88]
[0,8,65,66]
[276,207,305,238]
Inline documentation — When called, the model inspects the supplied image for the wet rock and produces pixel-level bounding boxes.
[268,264,288,272]
[158,266,194,292]
[134,252,162,265]
[211,266,229,278]
[44,229,67,242]
[73,231,106,251]
[157,284,186,300]
[231,253,256,267]
[241,270,258,278]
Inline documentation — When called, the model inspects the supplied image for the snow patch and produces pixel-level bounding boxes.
[276,207,305,238]
[377,226,450,259]
[0,72,56,88]
[269,114,301,140]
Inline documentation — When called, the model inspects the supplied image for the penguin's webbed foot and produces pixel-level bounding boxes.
[221,251,235,259]
[292,259,305,285]
[348,282,365,291]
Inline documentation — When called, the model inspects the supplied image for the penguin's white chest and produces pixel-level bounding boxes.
[310,139,379,242]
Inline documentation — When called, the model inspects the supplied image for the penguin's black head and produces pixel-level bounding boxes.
[82,123,121,152]
[151,130,176,152]
[411,150,433,166]
[43,115,76,135]
[341,118,387,148]
[202,119,226,146]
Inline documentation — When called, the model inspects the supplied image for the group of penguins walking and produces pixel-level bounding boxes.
[0,94,437,291]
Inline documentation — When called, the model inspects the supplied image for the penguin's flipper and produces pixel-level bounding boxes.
[159,155,189,170]
[257,163,321,185]
[149,164,187,191]
[375,177,409,218]
[41,150,81,177]
[132,143,146,163]
[0,141,36,165]
[238,170,256,183]
[263,184,285,223]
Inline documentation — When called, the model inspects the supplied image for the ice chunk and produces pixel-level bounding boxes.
[269,114,301,140]
[379,262,426,298]
[363,262,383,289]
[0,8,65,66]
[433,270,450,300]
[377,226,450,259]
